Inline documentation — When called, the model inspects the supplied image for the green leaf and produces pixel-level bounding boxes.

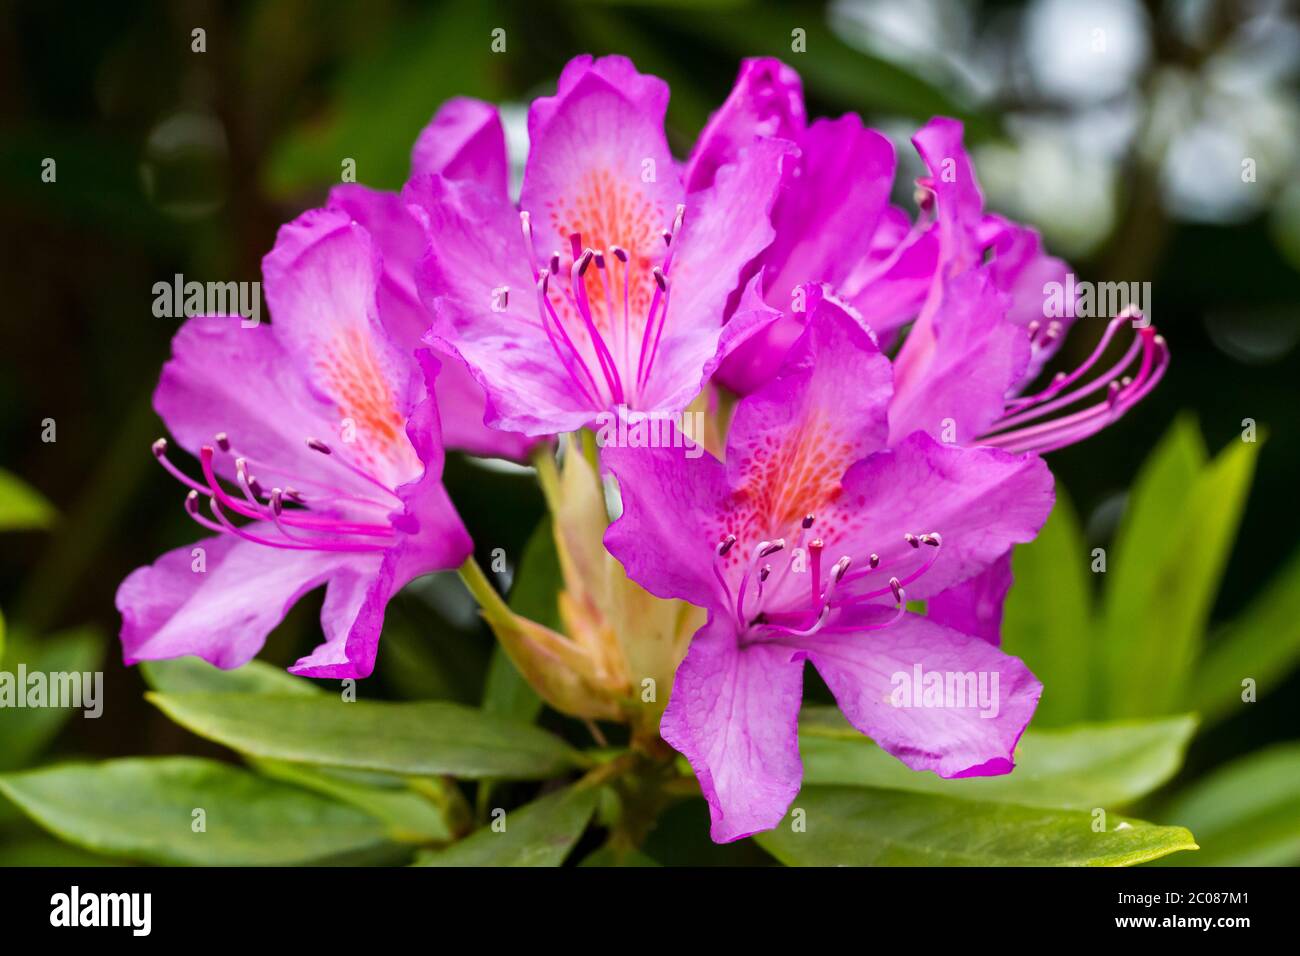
[0,838,120,867]
[1101,418,1259,718]
[265,2,503,195]
[579,844,661,867]
[755,786,1197,866]
[1001,488,1095,725]
[0,468,56,531]
[414,785,599,867]
[149,692,584,779]
[0,758,390,865]
[1158,743,1300,866]
[0,627,104,771]
[252,759,454,844]
[673,13,996,140]
[800,708,1195,810]
[1188,546,1300,723]
[140,655,320,696]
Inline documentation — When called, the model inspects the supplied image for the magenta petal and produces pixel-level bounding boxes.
[521,56,680,260]
[291,351,472,678]
[725,285,893,502]
[385,350,476,575]
[912,116,984,273]
[327,184,430,349]
[788,613,1041,778]
[685,57,805,193]
[831,432,1054,601]
[153,315,364,492]
[409,174,585,436]
[645,137,794,413]
[288,561,393,679]
[763,116,896,307]
[410,96,508,196]
[661,613,805,843]
[842,222,940,341]
[982,215,1074,387]
[602,444,732,612]
[888,269,1028,445]
[329,184,537,462]
[117,535,357,670]
[262,207,423,486]
[926,549,1014,646]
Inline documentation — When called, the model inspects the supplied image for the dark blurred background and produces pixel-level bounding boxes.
[1,0,1297,814]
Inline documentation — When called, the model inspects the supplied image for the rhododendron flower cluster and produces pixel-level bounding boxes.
[117,53,1166,843]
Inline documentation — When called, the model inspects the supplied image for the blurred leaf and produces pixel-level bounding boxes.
[374,590,489,704]
[1001,488,1094,725]
[1158,743,1300,866]
[0,758,390,866]
[149,692,584,780]
[800,708,1195,810]
[1188,546,1300,723]
[0,468,56,531]
[755,786,1197,866]
[265,2,504,196]
[252,758,454,845]
[0,838,120,867]
[1101,418,1259,718]
[0,627,104,771]
[579,843,661,867]
[674,8,996,139]
[0,130,181,245]
[414,784,599,867]
[140,655,320,696]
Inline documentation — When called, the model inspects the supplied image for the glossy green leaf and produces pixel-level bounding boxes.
[140,655,320,696]
[0,627,104,771]
[0,758,390,866]
[1188,546,1300,723]
[1158,743,1300,866]
[149,692,583,779]
[252,759,454,844]
[1101,419,1259,717]
[0,468,56,531]
[800,708,1195,810]
[755,786,1197,866]
[1001,489,1095,725]
[414,785,599,867]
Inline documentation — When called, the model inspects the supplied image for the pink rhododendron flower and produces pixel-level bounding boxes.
[889,118,1169,453]
[691,58,941,394]
[603,286,1053,842]
[408,55,796,436]
[693,60,1169,440]
[328,97,538,462]
[116,209,472,678]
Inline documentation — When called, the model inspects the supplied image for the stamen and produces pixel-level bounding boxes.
[981,312,1169,455]
[303,438,403,502]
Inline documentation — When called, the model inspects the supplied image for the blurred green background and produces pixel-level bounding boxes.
[1,0,1298,864]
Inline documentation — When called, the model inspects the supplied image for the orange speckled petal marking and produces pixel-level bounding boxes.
[263,207,419,487]
[315,325,418,480]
